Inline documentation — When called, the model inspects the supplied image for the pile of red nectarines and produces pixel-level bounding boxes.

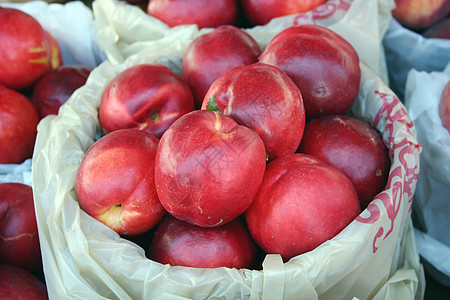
[143,0,327,28]
[0,7,91,165]
[74,22,390,269]
[0,7,90,298]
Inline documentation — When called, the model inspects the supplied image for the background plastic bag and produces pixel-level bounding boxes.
[93,0,391,84]
[403,63,450,286]
[383,17,450,101]
[31,0,425,298]
[0,0,104,185]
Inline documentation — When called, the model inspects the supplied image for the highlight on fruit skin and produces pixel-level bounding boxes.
[146,0,239,29]
[241,0,327,25]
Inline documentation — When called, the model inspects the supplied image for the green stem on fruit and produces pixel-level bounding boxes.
[150,112,158,121]
[206,95,222,113]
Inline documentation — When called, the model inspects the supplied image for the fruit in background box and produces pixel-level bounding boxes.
[202,62,305,160]
[392,0,450,30]
[147,0,238,29]
[0,84,39,164]
[0,183,41,271]
[31,65,91,119]
[148,215,257,268]
[155,110,266,228]
[0,264,48,300]
[439,79,450,133]
[245,153,361,261]
[0,7,50,91]
[43,30,63,71]
[241,0,327,25]
[422,17,450,39]
[298,115,390,209]
[75,129,165,236]
[99,64,195,139]
[182,25,261,108]
[259,24,361,120]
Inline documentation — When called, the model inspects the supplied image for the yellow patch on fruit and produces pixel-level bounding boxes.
[29,56,49,65]
[28,41,49,65]
[97,204,123,231]
[214,111,222,132]
[29,41,47,53]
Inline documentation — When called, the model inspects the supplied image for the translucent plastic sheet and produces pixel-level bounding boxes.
[383,17,450,101]
[404,63,450,286]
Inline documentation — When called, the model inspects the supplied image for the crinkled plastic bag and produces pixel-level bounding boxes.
[31,0,425,299]
[403,63,450,286]
[383,17,450,101]
[93,0,390,83]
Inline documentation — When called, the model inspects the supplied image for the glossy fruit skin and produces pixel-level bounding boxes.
[148,214,257,269]
[241,0,327,25]
[147,0,238,29]
[259,24,361,120]
[392,0,450,31]
[0,8,50,91]
[0,264,48,300]
[75,129,166,236]
[99,64,195,139]
[245,153,361,261]
[202,62,305,160]
[155,110,266,228]
[422,17,450,39]
[298,115,390,209]
[182,25,261,108]
[31,65,91,119]
[439,79,450,133]
[0,84,40,164]
[0,183,41,271]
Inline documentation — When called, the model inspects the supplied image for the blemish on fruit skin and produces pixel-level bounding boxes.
[29,57,49,65]
[98,204,124,231]
[376,169,382,176]
[211,218,224,226]
[29,41,47,53]
[0,232,36,242]
[28,41,49,65]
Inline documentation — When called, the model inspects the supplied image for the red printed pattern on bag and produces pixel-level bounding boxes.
[356,91,421,253]
[293,0,353,24]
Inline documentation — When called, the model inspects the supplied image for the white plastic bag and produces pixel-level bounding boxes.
[403,63,450,286]
[383,17,450,101]
[31,0,424,298]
